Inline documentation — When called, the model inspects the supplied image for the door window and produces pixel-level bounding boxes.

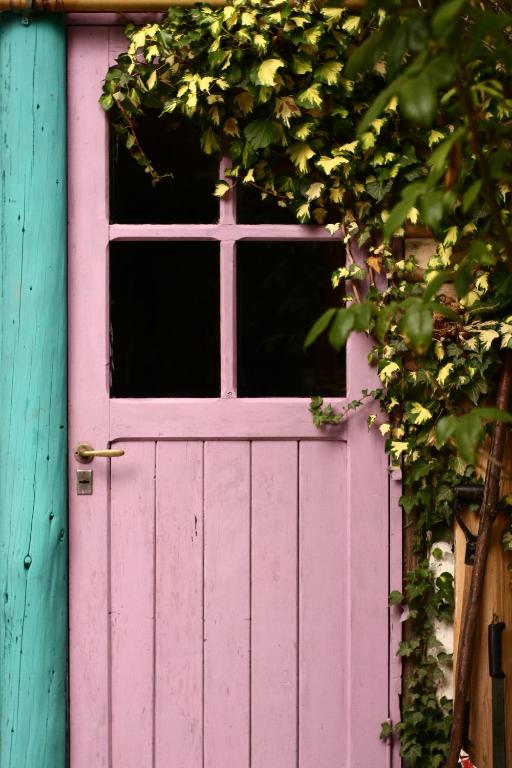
[109,117,346,398]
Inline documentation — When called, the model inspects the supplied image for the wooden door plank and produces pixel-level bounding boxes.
[251,441,298,768]
[110,441,156,768]
[155,441,203,768]
[204,441,250,768]
[299,440,348,768]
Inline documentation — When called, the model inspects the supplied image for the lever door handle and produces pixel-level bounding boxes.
[75,443,125,463]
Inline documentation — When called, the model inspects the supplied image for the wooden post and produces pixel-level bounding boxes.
[0,13,67,768]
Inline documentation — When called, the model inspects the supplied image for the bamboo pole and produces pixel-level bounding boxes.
[0,0,363,10]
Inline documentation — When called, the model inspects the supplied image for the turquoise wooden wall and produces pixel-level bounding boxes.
[0,13,67,768]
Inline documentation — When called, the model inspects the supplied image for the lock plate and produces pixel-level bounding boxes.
[76,469,93,495]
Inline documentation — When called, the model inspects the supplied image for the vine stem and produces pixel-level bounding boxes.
[446,348,512,768]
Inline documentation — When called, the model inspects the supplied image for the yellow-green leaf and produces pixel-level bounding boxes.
[296,202,311,223]
[379,361,400,384]
[296,84,323,109]
[256,58,284,86]
[201,127,221,154]
[478,329,500,351]
[316,155,349,174]
[292,56,313,75]
[409,402,432,425]
[214,181,230,197]
[253,34,268,52]
[287,142,315,173]
[306,182,324,201]
[437,362,454,386]
[146,70,157,90]
[314,61,342,86]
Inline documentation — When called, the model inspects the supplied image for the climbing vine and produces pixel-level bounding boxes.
[101,1,512,764]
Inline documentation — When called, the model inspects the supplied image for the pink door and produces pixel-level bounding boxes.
[68,22,400,768]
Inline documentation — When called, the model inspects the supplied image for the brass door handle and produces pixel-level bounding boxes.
[75,443,125,463]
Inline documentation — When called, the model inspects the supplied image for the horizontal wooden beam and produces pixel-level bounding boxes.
[0,0,363,11]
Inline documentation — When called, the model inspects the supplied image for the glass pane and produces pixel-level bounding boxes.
[237,241,345,397]
[110,113,219,224]
[110,241,220,397]
[236,184,298,224]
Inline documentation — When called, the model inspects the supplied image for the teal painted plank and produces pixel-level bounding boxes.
[0,14,67,768]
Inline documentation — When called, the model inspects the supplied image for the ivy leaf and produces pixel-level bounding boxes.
[397,74,438,126]
[244,118,281,149]
[328,308,355,351]
[432,0,467,37]
[383,199,413,240]
[287,142,315,173]
[462,179,482,213]
[314,61,342,85]
[99,93,114,111]
[389,590,405,606]
[316,155,349,174]
[233,90,254,115]
[408,402,432,425]
[213,181,230,197]
[454,413,484,465]
[296,84,323,109]
[256,58,284,86]
[344,30,384,79]
[304,308,336,349]
[200,128,221,154]
[401,300,433,353]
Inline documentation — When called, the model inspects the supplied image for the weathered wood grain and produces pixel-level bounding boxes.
[251,441,298,768]
[155,441,203,768]
[0,15,67,768]
[110,441,156,768]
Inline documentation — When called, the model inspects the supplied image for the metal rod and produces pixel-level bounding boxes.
[0,0,363,11]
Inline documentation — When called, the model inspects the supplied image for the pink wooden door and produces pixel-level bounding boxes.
[68,22,399,768]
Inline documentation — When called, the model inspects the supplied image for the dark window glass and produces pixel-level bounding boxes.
[110,241,220,397]
[236,184,298,224]
[110,113,219,224]
[237,241,345,397]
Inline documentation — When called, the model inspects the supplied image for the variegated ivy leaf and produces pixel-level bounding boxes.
[274,96,301,127]
[296,84,323,109]
[253,34,268,52]
[316,155,349,174]
[314,61,342,86]
[146,71,157,90]
[296,202,311,223]
[478,329,500,351]
[390,441,409,459]
[200,127,221,154]
[437,362,454,385]
[379,362,400,384]
[233,91,254,115]
[287,142,316,173]
[408,402,432,425]
[305,182,324,201]
[292,56,313,75]
[256,58,285,86]
[214,181,231,197]
[293,122,315,140]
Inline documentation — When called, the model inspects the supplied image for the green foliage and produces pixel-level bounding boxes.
[101,0,512,763]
